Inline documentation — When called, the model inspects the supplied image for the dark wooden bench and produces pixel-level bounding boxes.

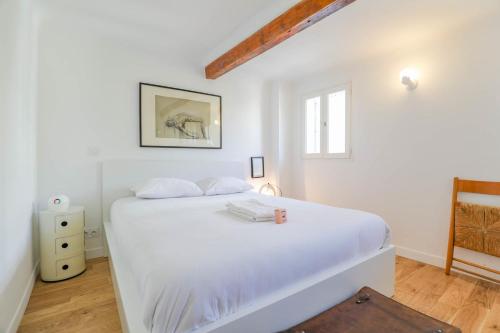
[280,287,461,333]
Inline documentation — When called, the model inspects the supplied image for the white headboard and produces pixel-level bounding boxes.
[101,159,245,222]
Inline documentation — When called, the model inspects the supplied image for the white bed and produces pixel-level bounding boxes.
[102,160,395,333]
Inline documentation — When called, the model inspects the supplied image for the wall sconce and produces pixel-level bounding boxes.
[400,68,419,90]
[259,182,282,197]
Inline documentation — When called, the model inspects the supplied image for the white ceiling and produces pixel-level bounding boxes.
[38,0,298,64]
[39,0,500,80]
[232,0,500,80]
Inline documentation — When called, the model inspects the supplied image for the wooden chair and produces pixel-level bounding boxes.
[445,177,500,283]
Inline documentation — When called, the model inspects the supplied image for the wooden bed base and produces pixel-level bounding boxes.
[104,221,395,333]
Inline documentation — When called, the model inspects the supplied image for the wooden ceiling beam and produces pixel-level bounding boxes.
[205,0,356,79]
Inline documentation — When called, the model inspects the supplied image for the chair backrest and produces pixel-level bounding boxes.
[446,177,500,283]
[456,178,500,196]
[452,177,500,258]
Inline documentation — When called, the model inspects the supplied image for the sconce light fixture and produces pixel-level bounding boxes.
[400,68,419,90]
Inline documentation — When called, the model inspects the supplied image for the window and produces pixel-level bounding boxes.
[328,90,346,154]
[303,84,350,158]
[305,96,321,154]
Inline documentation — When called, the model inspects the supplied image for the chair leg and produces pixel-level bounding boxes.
[445,222,455,275]
[445,246,453,275]
[445,178,458,275]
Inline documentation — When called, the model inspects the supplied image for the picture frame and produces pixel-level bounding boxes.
[139,82,222,149]
[251,157,265,178]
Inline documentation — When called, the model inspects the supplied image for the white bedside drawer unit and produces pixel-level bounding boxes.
[56,254,85,279]
[40,206,86,281]
[55,234,84,257]
[55,213,84,236]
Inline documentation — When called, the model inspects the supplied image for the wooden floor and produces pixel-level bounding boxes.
[393,257,499,333]
[18,258,121,333]
[18,256,499,333]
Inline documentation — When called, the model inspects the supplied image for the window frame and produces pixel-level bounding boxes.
[302,93,323,158]
[302,83,351,159]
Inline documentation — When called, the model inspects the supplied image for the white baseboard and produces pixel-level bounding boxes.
[395,245,445,268]
[395,245,500,283]
[85,246,105,259]
[7,261,39,333]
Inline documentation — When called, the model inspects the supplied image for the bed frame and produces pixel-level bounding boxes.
[101,159,395,333]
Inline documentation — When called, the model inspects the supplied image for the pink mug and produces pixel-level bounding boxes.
[275,209,287,224]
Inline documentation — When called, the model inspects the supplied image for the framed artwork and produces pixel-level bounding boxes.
[140,83,222,149]
[251,157,264,178]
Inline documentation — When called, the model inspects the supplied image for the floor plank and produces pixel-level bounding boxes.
[18,256,499,332]
[452,303,489,333]
[480,303,500,333]
[427,301,459,323]
[438,273,477,308]
[466,280,500,309]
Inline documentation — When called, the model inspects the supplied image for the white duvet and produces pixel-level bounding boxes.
[110,192,390,333]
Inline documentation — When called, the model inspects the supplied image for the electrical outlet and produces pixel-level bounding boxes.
[84,227,100,239]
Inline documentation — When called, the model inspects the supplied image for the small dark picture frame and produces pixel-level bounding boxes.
[251,157,264,178]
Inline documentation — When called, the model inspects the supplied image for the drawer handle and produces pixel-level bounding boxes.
[61,242,69,249]
[61,221,68,227]
[62,264,69,270]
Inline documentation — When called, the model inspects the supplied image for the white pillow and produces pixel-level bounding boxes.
[197,177,253,196]
[133,178,203,199]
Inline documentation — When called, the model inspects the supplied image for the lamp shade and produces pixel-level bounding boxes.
[259,183,282,197]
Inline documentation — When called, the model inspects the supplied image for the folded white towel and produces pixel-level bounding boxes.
[226,199,276,218]
[227,208,275,222]
[226,199,285,222]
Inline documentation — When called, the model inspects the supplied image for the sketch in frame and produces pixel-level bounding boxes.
[140,83,222,149]
[251,157,264,178]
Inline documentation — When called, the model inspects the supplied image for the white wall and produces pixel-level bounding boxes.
[36,11,270,256]
[282,12,500,272]
[0,0,38,331]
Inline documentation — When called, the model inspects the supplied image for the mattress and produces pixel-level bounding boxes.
[110,192,390,333]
